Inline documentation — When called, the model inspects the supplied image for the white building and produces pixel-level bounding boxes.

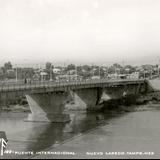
[53,68,61,74]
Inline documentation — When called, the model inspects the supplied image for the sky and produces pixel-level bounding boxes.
[0,0,160,66]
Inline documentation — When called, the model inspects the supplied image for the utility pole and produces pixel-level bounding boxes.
[99,66,100,78]
[16,64,18,83]
[50,65,52,81]
[106,67,108,78]
[159,59,160,77]
[75,65,78,81]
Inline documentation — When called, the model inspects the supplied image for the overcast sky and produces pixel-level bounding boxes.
[0,0,160,66]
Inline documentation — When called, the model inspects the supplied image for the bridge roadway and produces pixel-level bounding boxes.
[0,78,146,93]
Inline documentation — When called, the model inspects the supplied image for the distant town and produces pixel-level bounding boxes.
[0,61,160,84]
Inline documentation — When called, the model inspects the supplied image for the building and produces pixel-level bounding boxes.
[57,74,82,82]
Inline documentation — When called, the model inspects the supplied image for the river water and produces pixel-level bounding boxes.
[1,103,160,159]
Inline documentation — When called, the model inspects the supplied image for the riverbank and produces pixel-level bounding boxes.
[1,104,30,113]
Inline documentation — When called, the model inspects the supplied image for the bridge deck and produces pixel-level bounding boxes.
[0,79,145,93]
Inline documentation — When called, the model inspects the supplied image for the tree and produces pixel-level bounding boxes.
[4,62,12,71]
[45,62,52,71]
[82,65,91,72]
[0,67,5,80]
[66,64,76,71]
[45,62,55,80]
[108,66,116,74]
[141,64,153,71]
[113,63,122,69]
[123,65,136,74]
[20,68,34,79]
[107,63,123,74]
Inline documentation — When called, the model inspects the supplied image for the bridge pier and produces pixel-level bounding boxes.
[74,88,103,111]
[25,91,72,123]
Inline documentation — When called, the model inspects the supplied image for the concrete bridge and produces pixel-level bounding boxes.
[0,79,154,123]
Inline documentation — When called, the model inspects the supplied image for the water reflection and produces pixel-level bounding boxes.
[25,123,65,152]
[25,111,125,153]
[1,104,160,159]
[0,111,125,158]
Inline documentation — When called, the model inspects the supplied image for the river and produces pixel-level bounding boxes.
[1,103,160,159]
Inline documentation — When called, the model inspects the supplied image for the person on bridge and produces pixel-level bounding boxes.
[24,78,27,84]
